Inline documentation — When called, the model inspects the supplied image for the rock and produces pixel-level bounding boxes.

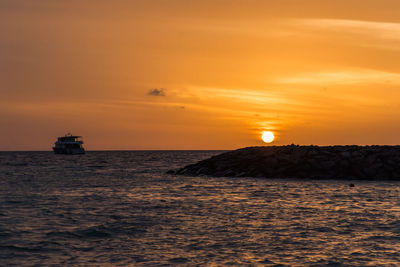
[351,151,363,158]
[340,151,351,158]
[168,145,400,180]
[320,160,336,169]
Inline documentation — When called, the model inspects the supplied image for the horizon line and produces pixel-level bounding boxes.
[2,144,400,152]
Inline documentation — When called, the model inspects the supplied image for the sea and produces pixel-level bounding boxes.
[0,151,399,266]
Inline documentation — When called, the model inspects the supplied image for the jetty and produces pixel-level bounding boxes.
[168,145,400,180]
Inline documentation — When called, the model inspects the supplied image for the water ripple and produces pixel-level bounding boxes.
[0,151,399,265]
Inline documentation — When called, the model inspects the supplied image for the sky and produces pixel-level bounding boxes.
[2,0,400,150]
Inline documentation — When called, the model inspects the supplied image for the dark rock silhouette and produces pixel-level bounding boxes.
[168,145,400,180]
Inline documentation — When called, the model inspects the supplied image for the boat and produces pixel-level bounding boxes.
[53,134,85,154]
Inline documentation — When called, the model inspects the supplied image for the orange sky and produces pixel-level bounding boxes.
[2,0,400,150]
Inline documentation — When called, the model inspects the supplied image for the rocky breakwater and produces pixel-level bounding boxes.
[168,145,400,180]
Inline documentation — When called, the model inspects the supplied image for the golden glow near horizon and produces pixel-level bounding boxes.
[2,1,400,150]
[261,131,275,143]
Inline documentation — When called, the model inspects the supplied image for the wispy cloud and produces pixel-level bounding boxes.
[275,69,400,85]
[298,19,400,39]
[194,86,289,105]
[294,18,400,49]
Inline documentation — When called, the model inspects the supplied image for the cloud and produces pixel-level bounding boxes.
[297,19,400,39]
[294,18,400,50]
[275,69,400,85]
[148,88,166,96]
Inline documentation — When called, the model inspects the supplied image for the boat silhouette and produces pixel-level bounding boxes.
[53,133,85,154]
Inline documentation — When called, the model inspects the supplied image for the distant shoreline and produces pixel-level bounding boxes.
[169,145,400,180]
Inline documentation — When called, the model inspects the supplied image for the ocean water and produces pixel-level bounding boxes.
[0,151,399,266]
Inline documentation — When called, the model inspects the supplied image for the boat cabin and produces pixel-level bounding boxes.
[53,134,85,154]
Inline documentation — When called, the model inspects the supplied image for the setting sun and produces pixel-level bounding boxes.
[261,131,275,143]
